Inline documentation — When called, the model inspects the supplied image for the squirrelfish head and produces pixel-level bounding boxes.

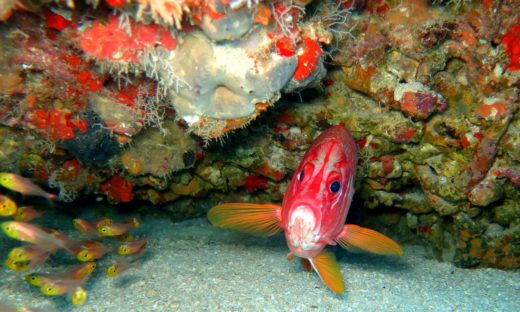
[282,126,357,258]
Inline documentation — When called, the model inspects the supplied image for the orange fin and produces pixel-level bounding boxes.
[300,258,312,272]
[310,251,344,294]
[207,203,282,237]
[335,224,404,256]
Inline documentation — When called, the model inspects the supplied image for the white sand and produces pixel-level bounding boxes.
[1,216,519,311]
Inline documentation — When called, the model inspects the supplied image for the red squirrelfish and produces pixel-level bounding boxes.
[208,125,403,294]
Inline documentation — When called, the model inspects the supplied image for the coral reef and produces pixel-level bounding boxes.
[0,0,519,271]
[0,0,330,204]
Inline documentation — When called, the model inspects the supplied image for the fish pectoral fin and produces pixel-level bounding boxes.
[207,203,282,237]
[335,224,404,256]
[309,251,344,294]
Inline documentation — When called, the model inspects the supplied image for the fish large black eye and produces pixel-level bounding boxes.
[297,170,304,181]
[330,181,341,193]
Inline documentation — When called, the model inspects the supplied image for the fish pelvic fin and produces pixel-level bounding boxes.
[309,251,344,294]
[300,258,312,272]
[335,224,404,256]
[207,203,282,237]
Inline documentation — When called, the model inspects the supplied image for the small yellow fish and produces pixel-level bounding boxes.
[0,172,57,200]
[25,262,95,288]
[97,218,139,237]
[70,286,87,306]
[7,246,50,269]
[1,221,73,253]
[4,258,29,272]
[25,273,53,287]
[40,279,84,296]
[13,206,45,222]
[106,260,140,278]
[0,194,17,217]
[118,237,148,256]
[66,262,96,280]
[8,246,49,262]
[75,241,111,261]
[73,218,100,238]
[94,217,113,229]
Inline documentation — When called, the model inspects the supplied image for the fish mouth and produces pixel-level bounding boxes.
[286,205,321,253]
[288,204,321,230]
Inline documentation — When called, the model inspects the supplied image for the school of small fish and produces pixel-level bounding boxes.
[0,173,148,308]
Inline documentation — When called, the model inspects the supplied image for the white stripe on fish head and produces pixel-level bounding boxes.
[300,140,339,200]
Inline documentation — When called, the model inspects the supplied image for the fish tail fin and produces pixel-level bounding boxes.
[309,251,344,294]
[207,203,282,237]
[335,224,404,256]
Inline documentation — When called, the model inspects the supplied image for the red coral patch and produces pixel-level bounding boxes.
[293,37,323,81]
[100,175,135,203]
[502,18,520,71]
[243,175,269,193]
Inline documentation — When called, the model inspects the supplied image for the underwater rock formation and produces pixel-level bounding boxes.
[0,0,330,202]
[0,0,519,270]
[76,0,327,139]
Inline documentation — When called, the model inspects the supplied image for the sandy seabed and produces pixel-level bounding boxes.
[1,216,519,312]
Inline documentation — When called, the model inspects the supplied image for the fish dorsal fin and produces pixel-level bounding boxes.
[207,203,282,237]
[335,224,404,256]
[309,251,344,294]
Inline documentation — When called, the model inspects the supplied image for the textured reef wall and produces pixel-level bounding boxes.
[0,0,519,269]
